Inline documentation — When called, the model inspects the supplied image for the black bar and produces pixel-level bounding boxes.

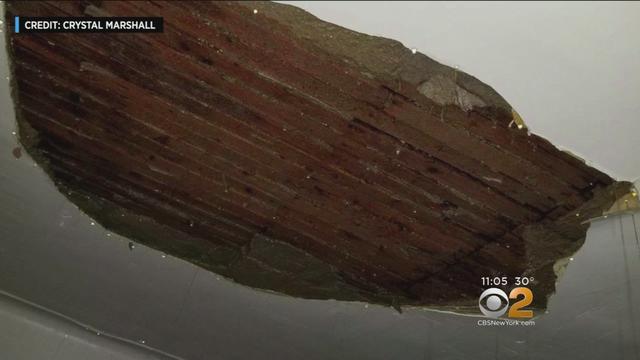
[14,16,163,34]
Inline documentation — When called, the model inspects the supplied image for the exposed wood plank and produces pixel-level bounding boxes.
[5,1,624,307]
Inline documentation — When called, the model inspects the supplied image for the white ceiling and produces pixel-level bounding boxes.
[286,1,640,181]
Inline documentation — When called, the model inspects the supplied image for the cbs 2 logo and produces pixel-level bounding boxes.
[478,287,533,318]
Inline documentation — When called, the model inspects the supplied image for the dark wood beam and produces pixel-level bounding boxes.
[5,1,630,310]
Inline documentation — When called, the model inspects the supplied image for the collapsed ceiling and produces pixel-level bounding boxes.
[5,1,631,310]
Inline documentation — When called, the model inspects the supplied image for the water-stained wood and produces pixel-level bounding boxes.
[4,1,630,310]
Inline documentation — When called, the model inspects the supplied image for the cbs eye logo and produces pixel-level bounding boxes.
[478,287,533,318]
